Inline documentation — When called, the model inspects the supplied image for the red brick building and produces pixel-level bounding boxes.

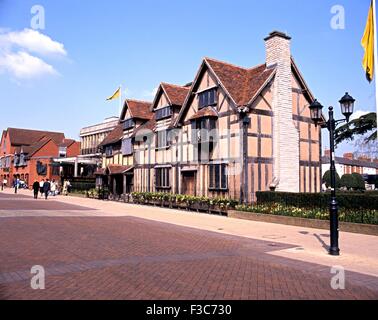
[0,128,80,187]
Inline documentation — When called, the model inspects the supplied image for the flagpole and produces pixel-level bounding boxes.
[119,84,122,117]
[373,0,378,122]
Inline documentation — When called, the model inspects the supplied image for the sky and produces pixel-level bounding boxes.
[0,0,376,156]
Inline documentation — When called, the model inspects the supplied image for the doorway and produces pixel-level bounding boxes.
[181,171,196,195]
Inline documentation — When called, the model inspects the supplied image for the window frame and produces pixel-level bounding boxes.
[155,129,171,149]
[209,163,228,191]
[105,146,113,157]
[123,118,135,130]
[198,88,217,109]
[155,167,171,189]
[155,106,173,121]
[121,138,133,155]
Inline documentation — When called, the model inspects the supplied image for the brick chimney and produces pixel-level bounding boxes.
[265,31,299,192]
[343,152,354,160]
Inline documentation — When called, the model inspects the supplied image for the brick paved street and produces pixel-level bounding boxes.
[0,191,377,300]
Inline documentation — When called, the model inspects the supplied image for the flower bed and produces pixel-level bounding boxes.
[235,203,378,225]
[131,192,238,215]
[86,187,109,200]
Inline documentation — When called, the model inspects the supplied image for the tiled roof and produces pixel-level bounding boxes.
[322,156,378,169]
[59,139,76,148]
[7,128,65,146]
[189,106,218,121]
[26,137,53,158]
[161,83,190,106]
[131,119,156,138]
[107,164,133,175]
[14,146,33,154]
[98,124,123,147]
[205,57,276,106]
[127,99,153,120]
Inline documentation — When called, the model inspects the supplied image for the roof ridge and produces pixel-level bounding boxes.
[125,98,152,104]
[247,63,268,71]
[161,82,190,89]
[205,57,251,71]
[8,127,63,134]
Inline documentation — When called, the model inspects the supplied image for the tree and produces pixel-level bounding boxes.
[335,112,377,146]
[322,170,341,188]
[351,173,366,191]
[340,174,355,190]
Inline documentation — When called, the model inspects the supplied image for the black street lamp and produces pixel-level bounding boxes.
[309,93,355,256]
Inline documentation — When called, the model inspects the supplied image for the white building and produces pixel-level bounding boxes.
[322,150,378,178]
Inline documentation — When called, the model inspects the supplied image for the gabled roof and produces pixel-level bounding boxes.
[25,137,54,158]
[290,57,315,102]
[205,57,276,106]
[120,99,153,121]
[59,138,76,148]
[175,57,276,125]
[6,128,65,146]
[161,83,190,106]
[150,82,190,111]
[98,124,123,147]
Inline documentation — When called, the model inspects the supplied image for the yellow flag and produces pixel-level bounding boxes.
[362,0,375,82]
[106,87,121,101]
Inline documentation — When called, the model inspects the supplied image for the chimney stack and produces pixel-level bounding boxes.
[343,152,354,160]
[265,31,299,192]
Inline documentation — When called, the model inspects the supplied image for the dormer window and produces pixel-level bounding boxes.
[155,106,172,121]
[59,147,67,158]
[123,119,135,130]
[105,146,113,157]
[14,154,20,166]
[198,88,217,109]
[19,154,26,166]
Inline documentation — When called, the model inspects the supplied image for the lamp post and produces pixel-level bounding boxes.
[309,93,355,256]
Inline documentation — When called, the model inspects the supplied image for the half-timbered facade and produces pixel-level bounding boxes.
[98,31,321,202]
[98,99,152,196]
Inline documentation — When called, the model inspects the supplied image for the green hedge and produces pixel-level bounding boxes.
[236,203,378,225]
[131,192,238,209]
[255,191,378,210]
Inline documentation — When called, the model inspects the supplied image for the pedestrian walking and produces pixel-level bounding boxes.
[50,179,57,196]
[3,178,7,189]
[43,179,51,200]
[39,179,44,197]
[32,180,40,199]
[63,180,71,196]
[14,177,19,194]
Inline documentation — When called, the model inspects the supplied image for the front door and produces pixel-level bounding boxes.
[125,174,134,194]
[182,171,196,195]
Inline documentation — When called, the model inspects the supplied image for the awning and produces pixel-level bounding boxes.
[107,165,134,175]
[154,165,172,169]
[188,106,218,121]
[181,167,198,172]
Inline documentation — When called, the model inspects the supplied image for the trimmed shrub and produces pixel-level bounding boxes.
[322,170,341,188]
[235,203,378,225]
[351,173,366,191]
[255,191,378,210]
[340,174,356,190]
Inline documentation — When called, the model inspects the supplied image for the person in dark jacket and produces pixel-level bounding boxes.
[43,179,51,200]
[32,180,40,199]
